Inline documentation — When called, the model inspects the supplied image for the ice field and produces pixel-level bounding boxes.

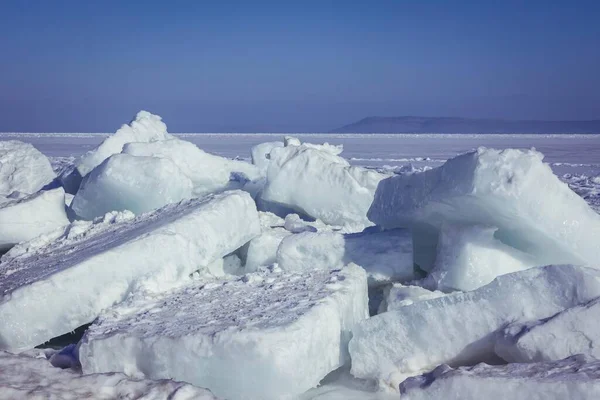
[1,112,600,399]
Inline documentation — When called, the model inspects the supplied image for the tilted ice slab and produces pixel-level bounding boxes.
[80,264,369,400]
[428,224,538,292]
[123,138,261,197]
[495,297,600,363]
[261,140,388,232]
[0,191,260,351]
[399,355,600,400]
[277,229,414,285]
[0,188,69,251]
[0,351,218,400]
[61,111,173,193]
[0,140,56,200]
[368,148,600,270]
[349,265,600,389]
[71,154,193,220]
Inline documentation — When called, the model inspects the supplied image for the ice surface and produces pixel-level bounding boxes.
[428,223,538,292]
[0,351,218,399]
[400,355,600,400]
[0,140,56,200]
[76,111,172,178]
[79,264,369,400]
[123,138,261,196]
[378,284,445,313]
[277,229,414,285]
[261,139,389,231]
[0,188,69,251]
[251,141,284,174]
[71,154,193,219]
[349,265,600,389]
[368,148,600,271]
[0,191,260,351]
[495,297,600,363]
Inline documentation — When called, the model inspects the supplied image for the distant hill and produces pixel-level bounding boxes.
[331,116,600,134]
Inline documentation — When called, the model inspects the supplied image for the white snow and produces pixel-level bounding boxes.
[495,297,600,363]
[368,147,600,271]
[0,188,69,251]
[251,141,284,174]
[378,284,445,313]
[399,355,600,400]
[427,223,538,292]
[79,264,369,400]
[70,154,193,220]
[349,265,600,389]
[0,191,260,351]
[0,351,218,399]
[261,139,389,232]
[0,140,56,200]
[123,138,261,196]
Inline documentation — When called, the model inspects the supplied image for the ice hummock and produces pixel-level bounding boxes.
[368,147,600,271]
[123,138,261,197]
[0,190,260,351]
[261,138,388,232]
[0,140,56,200]
[79,264,369,400]
[0,188,69,251]
[0,351,218,399]
[495,297,600,363]
[60,111,173,193]
[399,355,600,400]
[70,154,193,220]
[349,265,600,389]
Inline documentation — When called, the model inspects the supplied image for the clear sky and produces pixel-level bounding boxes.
[1,0,599,132]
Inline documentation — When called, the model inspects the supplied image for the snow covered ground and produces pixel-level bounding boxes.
[1,127,600,399]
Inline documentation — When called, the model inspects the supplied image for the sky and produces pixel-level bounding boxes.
[1,0,599,132]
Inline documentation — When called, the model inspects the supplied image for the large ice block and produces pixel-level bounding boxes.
[79,264,369,400]
[0,191,260,351]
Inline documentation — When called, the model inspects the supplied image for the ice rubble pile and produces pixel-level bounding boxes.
[2,111,600,399]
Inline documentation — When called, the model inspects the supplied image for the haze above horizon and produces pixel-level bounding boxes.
[1,0,599,133]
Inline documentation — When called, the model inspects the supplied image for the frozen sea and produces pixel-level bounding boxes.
[3,132,599,212]
[2,132,600,174]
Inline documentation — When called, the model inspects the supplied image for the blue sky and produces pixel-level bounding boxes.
[1,0,599,132]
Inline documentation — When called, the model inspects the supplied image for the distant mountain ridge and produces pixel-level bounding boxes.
[331,116,600,134]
